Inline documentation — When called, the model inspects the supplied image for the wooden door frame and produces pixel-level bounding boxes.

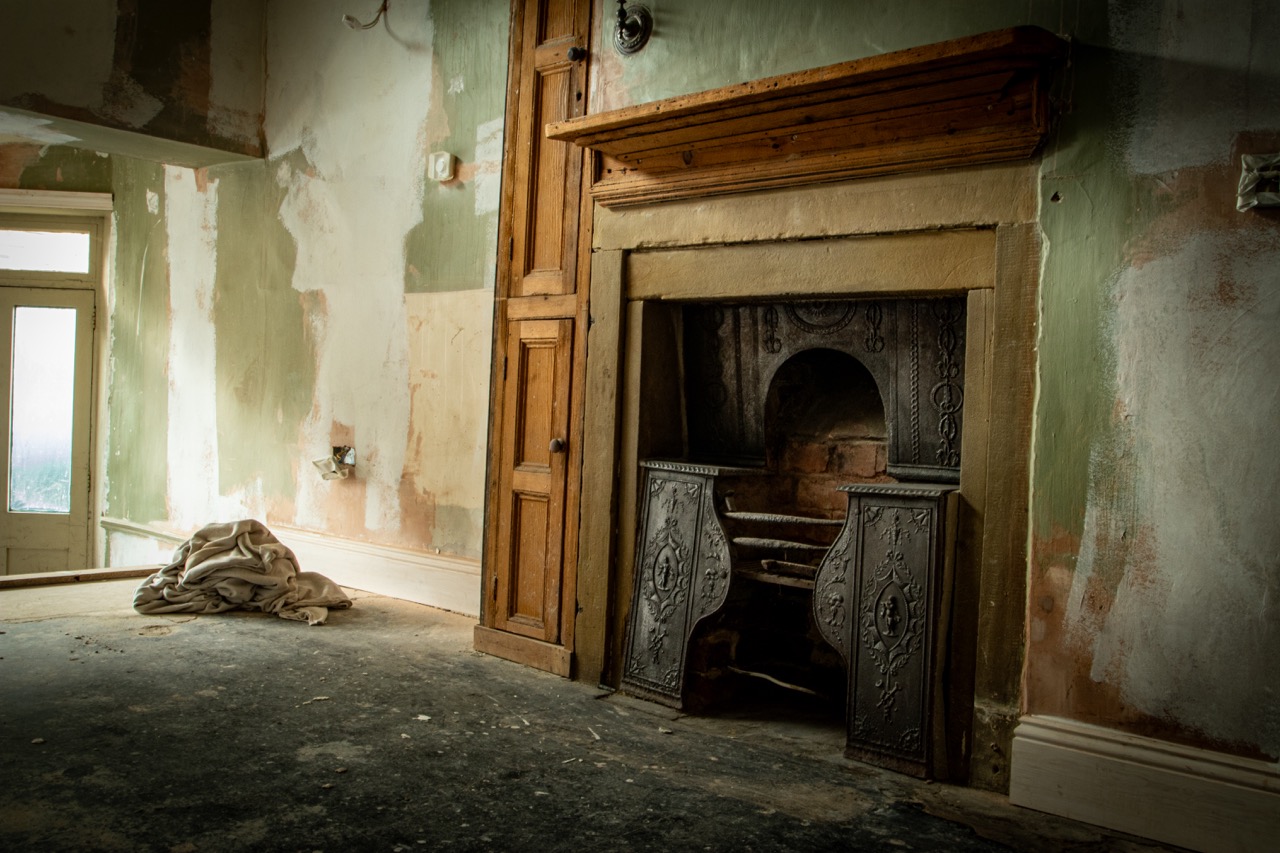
[0,195,112,572]
[477,0,595,676]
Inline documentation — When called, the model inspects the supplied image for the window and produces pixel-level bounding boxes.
[0,228,91,273]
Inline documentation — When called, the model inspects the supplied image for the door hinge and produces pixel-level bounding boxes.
[502,356,507,381]
[509,236,514,262]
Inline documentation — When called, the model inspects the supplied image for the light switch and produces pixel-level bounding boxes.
[428,151,456,182]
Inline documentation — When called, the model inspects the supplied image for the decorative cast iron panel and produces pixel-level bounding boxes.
[683,298,965,481]
[620,461,742,707]
[812,483,955,778]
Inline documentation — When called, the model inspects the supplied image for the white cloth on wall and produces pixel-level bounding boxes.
[134,519,352,625]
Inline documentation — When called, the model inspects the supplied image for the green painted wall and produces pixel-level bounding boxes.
[406,0,510,294]
[105,156,170,523]
[209,153,316,506]
[590,0,1097,110]
[13,146,113,193]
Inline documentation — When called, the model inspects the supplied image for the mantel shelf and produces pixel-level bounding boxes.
[547,26,1066,207]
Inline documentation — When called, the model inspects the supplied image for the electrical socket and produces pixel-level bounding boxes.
[428,151,456,182]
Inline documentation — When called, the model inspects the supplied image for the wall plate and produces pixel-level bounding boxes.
[428,151,456,182]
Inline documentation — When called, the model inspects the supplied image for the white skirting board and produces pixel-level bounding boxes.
[1010,715,1280,853]
[272,527,481,617]
[101,518,481,617]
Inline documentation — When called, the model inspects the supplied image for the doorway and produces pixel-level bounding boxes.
[0,213,104,573]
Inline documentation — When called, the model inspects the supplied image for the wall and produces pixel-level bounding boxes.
[0,0,509,587]
[1028,0,1280,764]
[2,0,1276,777]
[585,0,1280,770]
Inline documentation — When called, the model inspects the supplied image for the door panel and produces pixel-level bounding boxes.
[528,68,572,276]
[0,287,94,573]
[478,0,591,676]
[510,2,587,298]
[492,318,572,640]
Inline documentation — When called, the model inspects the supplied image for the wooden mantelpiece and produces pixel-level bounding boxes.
[547,27,1065,207]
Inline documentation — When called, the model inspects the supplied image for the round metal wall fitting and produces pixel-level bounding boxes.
[614,4,653,55]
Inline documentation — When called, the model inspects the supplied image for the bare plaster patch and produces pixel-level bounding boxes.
[267,0,434,535]
[164,167,222,529]
[0,112,79,147]
[405,289,492,554]
[100,74,165,129]
[472,117,503,218]
[1070,231,1280,757]
[0,142,43,186]
[473,116,503,289]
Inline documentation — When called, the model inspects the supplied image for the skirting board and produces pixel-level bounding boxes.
[100,518,480,617]
[271,527,481,617]
[1010,715,1280,853]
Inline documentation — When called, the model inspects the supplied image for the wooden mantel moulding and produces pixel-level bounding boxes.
[547,26,1066,207]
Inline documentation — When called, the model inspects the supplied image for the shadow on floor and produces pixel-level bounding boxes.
[0,580,1180,853]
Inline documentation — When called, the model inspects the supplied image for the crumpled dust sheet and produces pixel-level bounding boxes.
[134,519,352,625]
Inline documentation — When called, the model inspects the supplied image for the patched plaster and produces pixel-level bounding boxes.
[1068,232,1280,758]
[164,167,222,529]
[405,289,492,555]
[266,0,433,534]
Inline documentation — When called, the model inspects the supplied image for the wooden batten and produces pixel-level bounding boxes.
[547,26,1065,207]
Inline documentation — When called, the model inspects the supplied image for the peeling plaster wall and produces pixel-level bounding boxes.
[0,0,263,159]
[0,144,113,193]
[163,166,221,529]
[2,1,504,567]
[589,0,1280,764]
[93,0,502,561]
[264,0,431,539]
[1028,0,1280,762]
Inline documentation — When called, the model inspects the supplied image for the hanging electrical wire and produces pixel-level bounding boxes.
[342,0,389,30]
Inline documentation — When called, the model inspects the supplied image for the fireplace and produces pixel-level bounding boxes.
[576,184,1042,789]
[560,27,1063,790]
[619,297,968,774]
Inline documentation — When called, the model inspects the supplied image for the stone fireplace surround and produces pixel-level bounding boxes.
[573,161,1041,791]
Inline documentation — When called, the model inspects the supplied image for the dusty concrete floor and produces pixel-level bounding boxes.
[0,580,1181,853]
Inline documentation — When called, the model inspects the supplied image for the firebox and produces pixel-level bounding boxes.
[620,296,966,777]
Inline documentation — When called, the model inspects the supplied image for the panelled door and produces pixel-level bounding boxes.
[475,0,592,675]
[0,214,102,574]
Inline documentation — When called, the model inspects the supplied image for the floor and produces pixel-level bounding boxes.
[0,579,1182,853]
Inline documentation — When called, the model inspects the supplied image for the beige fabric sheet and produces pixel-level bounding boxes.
[134,519,352,625]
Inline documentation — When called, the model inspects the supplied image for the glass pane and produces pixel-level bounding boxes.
[9,306,77,513]
[0,229,91,273]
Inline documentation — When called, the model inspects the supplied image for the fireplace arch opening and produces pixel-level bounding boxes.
[678,348,892,717]
[763,348,890,518]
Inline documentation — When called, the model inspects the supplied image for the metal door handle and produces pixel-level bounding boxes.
[549,437,566,453]
[567,46,587,62]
